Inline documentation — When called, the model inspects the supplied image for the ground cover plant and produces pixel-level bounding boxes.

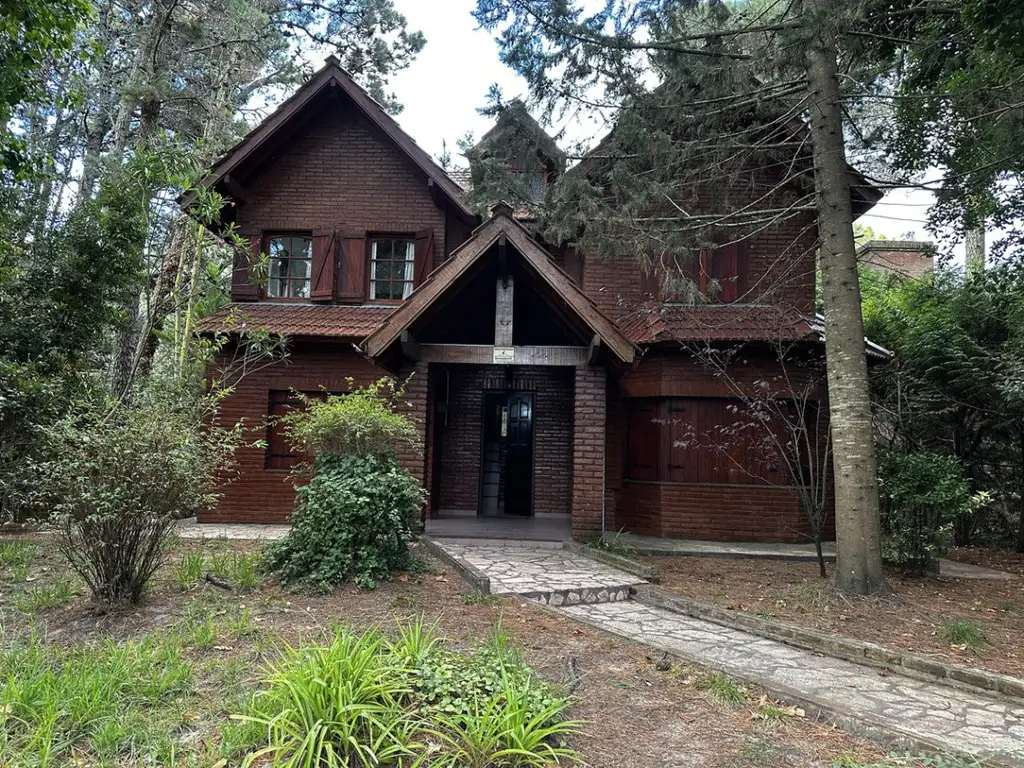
[0,534,929,768]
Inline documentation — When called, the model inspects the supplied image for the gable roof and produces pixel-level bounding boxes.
[363,205,637,363]
[193,57,474,222]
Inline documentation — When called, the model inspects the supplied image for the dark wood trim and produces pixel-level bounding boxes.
[363,213,637,363]
[495,277,514,347]
[419,344,588,366]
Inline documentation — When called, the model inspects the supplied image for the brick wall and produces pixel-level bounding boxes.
[436,365,573,515]
[857,240,933,279]
[201,341,428,524]
[607,348,835,543]
[235,94,448,272]
[580,205,818,320]
[571,366,607,540]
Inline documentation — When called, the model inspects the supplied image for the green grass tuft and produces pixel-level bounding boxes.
[13,579,75,613]
[942,617,987,649]
[173,552,205,590]
[699,671,747,707]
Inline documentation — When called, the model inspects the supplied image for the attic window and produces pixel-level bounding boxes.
[266,234,312,299]
[370,237,415,301]
[510,165,548,201]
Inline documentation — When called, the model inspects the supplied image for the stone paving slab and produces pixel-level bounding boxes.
[561,601,1024,764]
[174,518,289,541]
[431,542,646,599]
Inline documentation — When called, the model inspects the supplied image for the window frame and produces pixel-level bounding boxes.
[661,242,745,305]
[263,232,314,301]
[368,235,416,303]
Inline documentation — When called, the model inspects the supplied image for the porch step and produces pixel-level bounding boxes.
[521,584,635,606]
[424,540,648,603]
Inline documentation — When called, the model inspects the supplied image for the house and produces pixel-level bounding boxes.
[857,240,934,279]
[196,58,883,543]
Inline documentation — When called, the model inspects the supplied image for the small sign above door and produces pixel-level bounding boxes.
[492,346,515,364]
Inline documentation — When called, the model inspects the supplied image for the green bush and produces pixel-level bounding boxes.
[35,389,243,604]
[878,451,987,575]
[262,378,425,591]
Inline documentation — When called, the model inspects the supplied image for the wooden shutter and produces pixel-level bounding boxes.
[666,399,692,483]
[232,229,261,301]
[639,259,661,302]
[336,229,366,303]
[310,227,336,302]
[734,240,749,301]
[413,228,434,287]
[625,400,660,481]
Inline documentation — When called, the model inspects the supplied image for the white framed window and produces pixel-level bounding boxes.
[370,237,415,301]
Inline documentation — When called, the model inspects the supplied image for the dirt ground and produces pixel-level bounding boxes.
[649,550,1024,679]
[0,534,913,768]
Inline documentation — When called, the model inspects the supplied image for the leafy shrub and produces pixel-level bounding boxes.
[35,389,243,604]
[236,628,423,768]
[262,378,425,591]
[285,377,419,458]
[878,451,988,576]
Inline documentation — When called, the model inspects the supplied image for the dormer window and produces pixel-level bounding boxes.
[266,234,312,299]
[370,237,416,301]
[510,164,548,201]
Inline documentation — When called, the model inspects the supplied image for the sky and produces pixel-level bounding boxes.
[385,0,952,251]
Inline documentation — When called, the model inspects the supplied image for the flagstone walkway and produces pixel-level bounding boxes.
[561,600,1024,765]
[429,541,645,604]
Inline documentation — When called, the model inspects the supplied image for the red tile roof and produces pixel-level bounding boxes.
[198,303,394,339]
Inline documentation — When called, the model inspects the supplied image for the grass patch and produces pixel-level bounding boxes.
[459,589,501,606]
[699,671,747,707]
[13,579,75,614]
[0,631,194,765]
[172,549,262,591]
[942,617,987,650]
[584,530,637,559]
[173,551,205,590]
[0,540,37,570]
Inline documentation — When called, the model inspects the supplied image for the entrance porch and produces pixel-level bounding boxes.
[424,511,571,542]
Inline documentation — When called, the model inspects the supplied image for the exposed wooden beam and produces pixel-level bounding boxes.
[222,174,252,204]
[400,331,420,360]
[495,276,514,347]
[587,334,601,365]
[419,344,588,366]
[498,232,508,283]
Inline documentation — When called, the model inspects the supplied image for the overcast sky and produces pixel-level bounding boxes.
[385,0,946,249]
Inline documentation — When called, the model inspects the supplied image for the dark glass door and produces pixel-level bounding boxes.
[480,392,534,517]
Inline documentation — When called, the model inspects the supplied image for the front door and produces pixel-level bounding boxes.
[480,392,534,517]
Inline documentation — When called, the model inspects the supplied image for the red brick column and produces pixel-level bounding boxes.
[571,365,607,541]
[396,362,430,492]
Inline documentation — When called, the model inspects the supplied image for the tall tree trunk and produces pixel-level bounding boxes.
[965,224,985,275]
[804,0,887,595]
[1016,426,1024,553]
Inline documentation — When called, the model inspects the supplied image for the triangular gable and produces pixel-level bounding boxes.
[363,206,636,363]
[191,57,474,221]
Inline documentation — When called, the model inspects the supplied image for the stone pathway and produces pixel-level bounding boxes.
[430,541,645,604]
[561,600,1024,764]
[174,518,289,541]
